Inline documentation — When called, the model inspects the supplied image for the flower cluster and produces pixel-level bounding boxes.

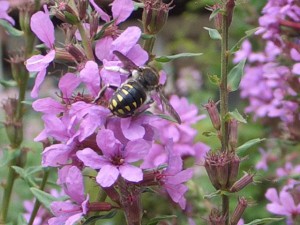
[26,0,208,223]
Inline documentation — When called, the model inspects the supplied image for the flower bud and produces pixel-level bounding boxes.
[142,0,172,34]
[78,0,87,20]
[7,53,27,86]
[228,154,240,186]
[230,172,254,193]
[226,0,235,28]
[230,197,247,225]
[2,98,23,148]
[204,100,221,130]
[229,119,238,151]
[205,152,241,190]
[88,202,113,212]
[65,44,86,63]
[208,208,226,225]
[19,3,34,34]
[89,12,99,38]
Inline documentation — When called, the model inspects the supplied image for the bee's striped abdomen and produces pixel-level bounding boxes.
[109,81,147,117]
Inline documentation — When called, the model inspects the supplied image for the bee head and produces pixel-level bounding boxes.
[138,66,160,90]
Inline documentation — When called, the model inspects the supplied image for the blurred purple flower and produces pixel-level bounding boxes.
[77,129,151,187]
[0,0,15,25]
[49,166,89,225]
[176,67,202,95]
[266,186,300,224]
[276,162,300,184]
[26,5,55,98]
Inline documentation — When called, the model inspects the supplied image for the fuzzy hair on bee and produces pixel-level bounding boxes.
[94,51,181,124]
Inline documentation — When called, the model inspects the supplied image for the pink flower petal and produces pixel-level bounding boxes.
[125,139,151,162]
[95,36,114,61]
[31,68,47,98]
[111,26,141,54]
[96,129,119,156]
[112,0,134,24]
[0,1,15,25]
[265,188,279,203]
[32,97,64,114]
[79,61,101,96]
[30,9,55,48]
[77,148,107,169]
[89,0,110,22]
[59,73,81,98]
[96,164,119,187]
[119,164,143,182]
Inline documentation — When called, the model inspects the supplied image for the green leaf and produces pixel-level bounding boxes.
[155,52,203,63]
[237,138,266,156]
[227,109,247,123]
[244,217,284,225]
[203,27,222,40]
[208,74,221,86]
[155,113,179,123]
[134,2,144,10]
[202,131,217,137]
[0,79,18,87]
[141,33,155,40]
[94,20,115,40]
[203,190,221,199]
[21,100,33,106]
[209,8,221,21]
[12,166,41,188]
[146,215,177,225]
[227,59,246,92]
[82,211,118,225]
[0,150,15,167]
[30,188,57,211]
[0,19,24,36]
[230,27,259,53]
[17,214,27,225]
[64,12,79,24]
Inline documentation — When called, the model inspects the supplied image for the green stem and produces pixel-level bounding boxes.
[143,36,156,56]
[28,169,50,225]
[0,157,18,223]
[220,8,230,225]
[77,22,95,61]
[220,11,229,152]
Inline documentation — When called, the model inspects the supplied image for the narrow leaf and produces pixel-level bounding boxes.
[30,188,57,210]
[21,100,33,106]
[244,217,284,225]
[0,150,15,167]
[146,215,177,225]
[204,27,222,40]
[94,20,115,40]
[227,59,246,92]
[209,8,221,21]
[0,79,17,87]
[155,52,202,63]
[208,74,221,86]
[228,109,247,123]
[134,2,144,10]
[82,211,117,225]
[64,12,79,24]
[203,190,221,199]
[202,131,217,137]
[141,33,155,40]
[237,138,266,156]
[17,215,27,225]
[0,19,23,36]
[230,27,259,53]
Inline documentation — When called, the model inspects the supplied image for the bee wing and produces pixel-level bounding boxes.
[157,86,181,124]
[113,50,140,71]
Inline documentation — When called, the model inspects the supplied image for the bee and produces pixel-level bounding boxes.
[94,51,181,124]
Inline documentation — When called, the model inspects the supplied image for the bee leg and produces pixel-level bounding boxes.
[92,84,119,103]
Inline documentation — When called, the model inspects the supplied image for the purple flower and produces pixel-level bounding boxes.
[49,166,89,225]
[0,0,15,25]
[25,5,55,98]
[77,129,151,187]
[266,186,300,224]
[155,142,193,209]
